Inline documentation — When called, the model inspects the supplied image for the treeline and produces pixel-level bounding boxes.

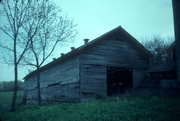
[142,36,174,67]
[0,81,24,92]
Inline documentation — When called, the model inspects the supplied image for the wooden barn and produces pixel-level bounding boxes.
[24,26,150,104]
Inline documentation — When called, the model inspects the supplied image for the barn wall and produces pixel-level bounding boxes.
[160,79,178,89]
[79,37,149,100]
[24,76,38,104]
[80,39,148,68]
[133,69,146,89]
[80,64,106,101]
[24,56,80,103]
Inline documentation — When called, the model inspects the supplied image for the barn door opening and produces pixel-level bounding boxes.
[107,67,132,96]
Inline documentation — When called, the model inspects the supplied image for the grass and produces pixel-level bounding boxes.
[0,91,23,110]
[0,91,180,121]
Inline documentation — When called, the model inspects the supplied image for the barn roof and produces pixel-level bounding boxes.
[147,61,176,73]
[24,26,151,80]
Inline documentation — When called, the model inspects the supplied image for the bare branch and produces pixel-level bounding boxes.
[20,57,37,67]
[0,27,14,39]
[0,44,14,52]
[0,0,77,107]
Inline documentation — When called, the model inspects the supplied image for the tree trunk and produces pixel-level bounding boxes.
[11,64,18,111]
[172,0,180,85]
[36,68,41,105]
[11,34,18,112]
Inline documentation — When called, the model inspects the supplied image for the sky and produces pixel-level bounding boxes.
[0,0,174,81]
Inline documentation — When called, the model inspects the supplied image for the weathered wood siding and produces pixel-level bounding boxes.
[25,56,80,104]
[80,65,106,101]
[80,39,148,68]
[79,37,149,101]
[133,69,146,89]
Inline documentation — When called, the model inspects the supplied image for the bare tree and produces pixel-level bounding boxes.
[0,0,33,111]
[0,0,76,110]
[142,36,173,67]
[21,0,76,105]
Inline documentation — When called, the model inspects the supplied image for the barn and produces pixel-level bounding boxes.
[24,26,151,104]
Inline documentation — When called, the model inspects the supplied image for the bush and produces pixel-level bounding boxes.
[142,36,174,67]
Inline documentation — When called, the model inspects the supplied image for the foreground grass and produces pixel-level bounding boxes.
[0,95,180,121]
[0,91,23,110]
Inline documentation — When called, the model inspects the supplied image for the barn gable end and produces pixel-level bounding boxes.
[79,31,149,101]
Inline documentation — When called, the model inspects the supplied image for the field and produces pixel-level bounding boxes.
[0,91,180,121]
[0,91,23,110]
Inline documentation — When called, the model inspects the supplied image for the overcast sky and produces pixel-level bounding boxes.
[0,0,174,81]
[55,0,174,47]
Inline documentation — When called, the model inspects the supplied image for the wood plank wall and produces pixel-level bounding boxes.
[25,56,80,104]
[79,37,149,101]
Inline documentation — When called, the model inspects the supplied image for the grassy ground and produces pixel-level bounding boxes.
[0,91,23,110]
[0,91,180,121]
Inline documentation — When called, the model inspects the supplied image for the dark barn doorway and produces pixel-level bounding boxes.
[107,67,132,96]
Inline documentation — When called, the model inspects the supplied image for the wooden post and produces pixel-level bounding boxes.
[172,0,180,86]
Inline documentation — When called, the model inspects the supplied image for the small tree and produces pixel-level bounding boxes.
[21,0,76,105]
[0,0,76,110]
[142,36,173,67]
[0,0,33,111]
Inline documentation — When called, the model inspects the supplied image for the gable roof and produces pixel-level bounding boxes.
[24,26,151,80]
